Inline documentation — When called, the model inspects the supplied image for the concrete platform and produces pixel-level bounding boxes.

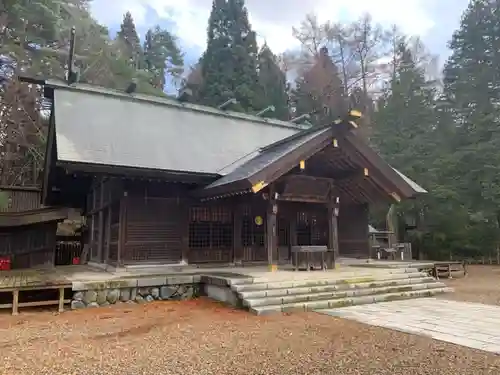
[0,263,453,315]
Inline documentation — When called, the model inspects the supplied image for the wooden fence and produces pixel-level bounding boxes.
[458,257,500,265]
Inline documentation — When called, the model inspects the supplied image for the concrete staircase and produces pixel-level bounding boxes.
[228,268,452,315]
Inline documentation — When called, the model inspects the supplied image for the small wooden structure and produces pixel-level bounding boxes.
[38,80,426,270]
[0,186,68,269]
[291,245,328,271]
[369,225,413,261]
[431,261,468,279]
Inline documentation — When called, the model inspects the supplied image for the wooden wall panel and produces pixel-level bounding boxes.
[338,203,369,258]
[123,197,184,264]
[0,188,41,213]
[0,222,57,269]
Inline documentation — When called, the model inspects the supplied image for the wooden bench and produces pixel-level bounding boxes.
[432,261,468,279]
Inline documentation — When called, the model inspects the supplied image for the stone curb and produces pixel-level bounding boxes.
[250,287,454,315]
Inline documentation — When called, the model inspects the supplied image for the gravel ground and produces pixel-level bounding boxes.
[1,298,500,375]
[441,265,500,305]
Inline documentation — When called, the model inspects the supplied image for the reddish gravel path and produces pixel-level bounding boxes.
[1,298,499,375]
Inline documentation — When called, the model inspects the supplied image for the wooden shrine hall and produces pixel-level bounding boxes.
[40,80,426,270]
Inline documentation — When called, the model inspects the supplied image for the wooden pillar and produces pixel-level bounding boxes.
[104,206,111,264]
[233,203,243,265]
[327,196,340,269]
[180,199,190,264]
[289,207,297,261]
[117,193,128,267]
[266,187,278,271]
[97,178,105,263]
[12,290,19,316]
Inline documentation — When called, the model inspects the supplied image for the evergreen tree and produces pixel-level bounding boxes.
[290,47,345,126]
[372,43,437,173]
[197,0,260,112]
[116,12,143,68]
[371,42,448,259]
[441,0,500,257]
[143,26,184,91]
[257,44,289,120]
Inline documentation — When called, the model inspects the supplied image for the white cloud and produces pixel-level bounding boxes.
[90,0,149,27]
[91,0,436,54]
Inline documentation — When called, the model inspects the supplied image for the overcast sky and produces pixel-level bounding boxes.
[90,0,470,68]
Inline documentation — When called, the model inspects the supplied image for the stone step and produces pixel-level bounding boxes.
[249,287,454,315]
[228,267,424,286]
[231,271,429,293]
[243,282,446,307]
[239,276,437,300]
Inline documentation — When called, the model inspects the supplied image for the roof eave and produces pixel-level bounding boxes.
[193,178,253,198]
[56,160,219,184]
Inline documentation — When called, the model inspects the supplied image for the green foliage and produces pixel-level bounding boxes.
[116,12,143,67]
[3,0,63,44]
[257,45,289,120]
[439,0,500,258]
[372,42,462,260]
[197,0,261,112]
[371,1,500,260]
[143,26,184,90]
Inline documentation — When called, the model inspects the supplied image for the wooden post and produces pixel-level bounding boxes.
[97,178,105,263]
[266,187,278,272]
[58,287,65,313]
[180,198,190,265]
[117,195,126,267]
[327,196,340,269]
[104,206,111,264]
[12,290,19,316]
[233,204,243,265]
[289,210,297,261]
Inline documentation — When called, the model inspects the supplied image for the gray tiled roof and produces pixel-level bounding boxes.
[52,84,301,174]
[206,127,331,190]
[50,82,426,195]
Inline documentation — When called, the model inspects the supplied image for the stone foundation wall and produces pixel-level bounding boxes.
[70,275,200,310]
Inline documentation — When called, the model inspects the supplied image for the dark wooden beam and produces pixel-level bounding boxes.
[278,196,328,204]
[233,203,243,265]
[97,177,105,263]
[57,161,218,185]
[104,206,111,264]
[180,199,190,264]
[266,184,278,271]
[117,194,126,267]
[327,195,340,269]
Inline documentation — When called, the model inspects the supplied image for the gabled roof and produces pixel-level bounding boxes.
[198,122,425,200]
[205,126,332,193]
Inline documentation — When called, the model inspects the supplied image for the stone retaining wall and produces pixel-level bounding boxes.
[70,275,201,310]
